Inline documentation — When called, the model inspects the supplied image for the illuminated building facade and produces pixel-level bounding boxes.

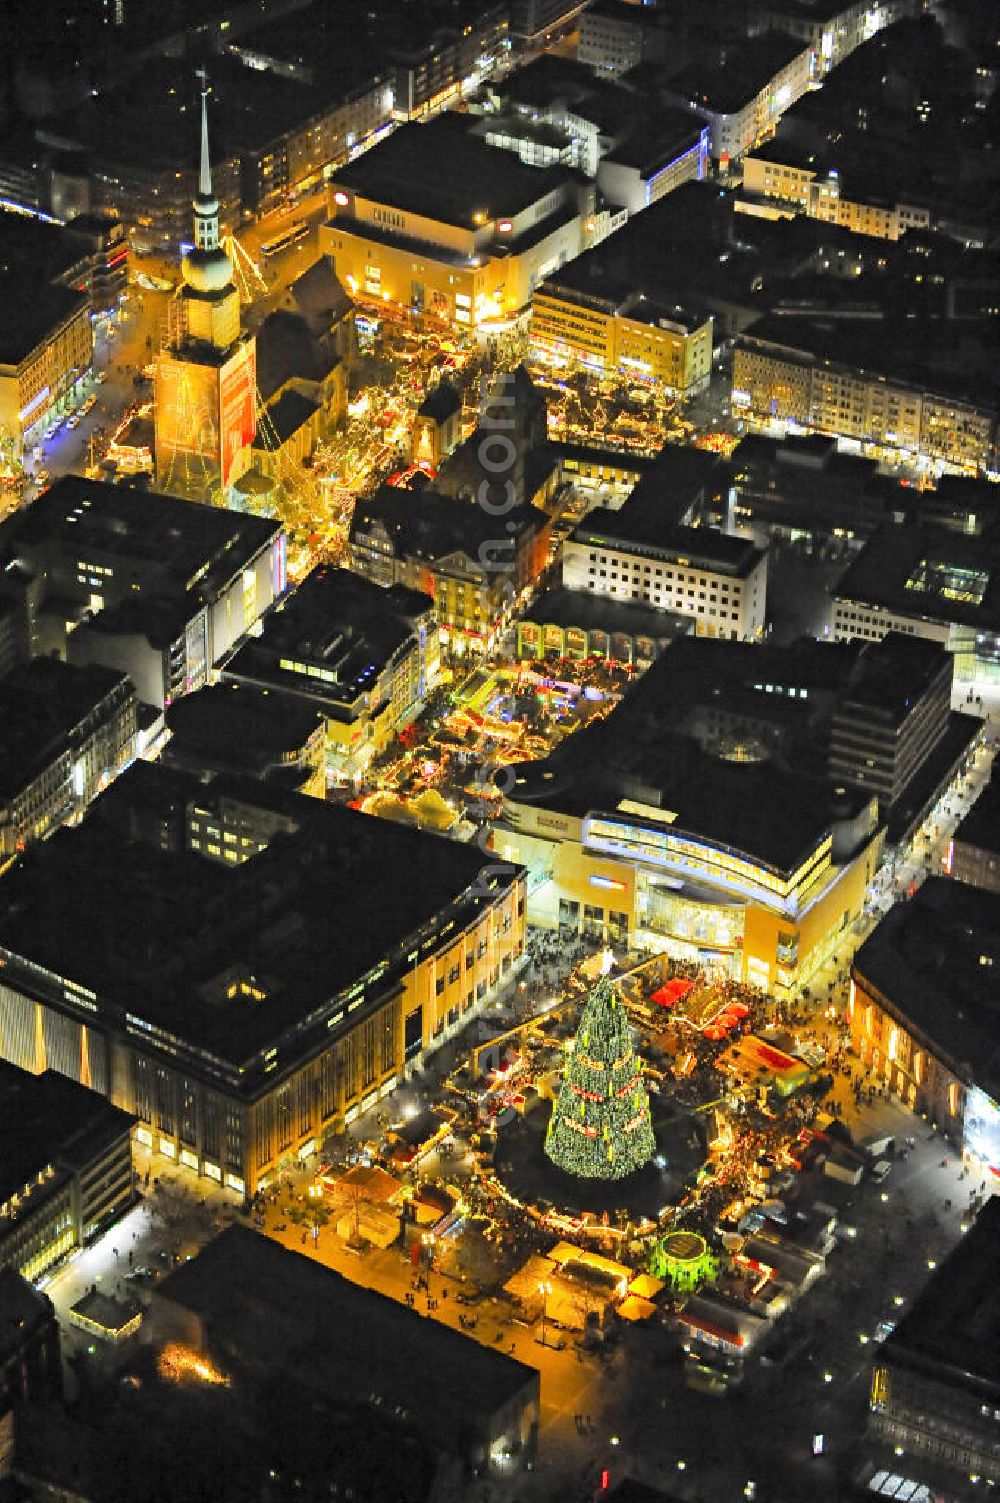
[740,147,931,240]
[90,143,241,262]
[516,586,689,666]
[322,115,594,327]
[0,209,132,452]
[510,0,588,47]
[946,773,1000,895]
[388,0,510,120]
[0,659,136,862]
[866,1199,1000,1497]
[827,635,953,811]
[551,441,654,498]
[531,283,713,392]
[223,567,438,779]
[560,450,765,642]
[660,34,814,167]
[0,1061,135,1284]
[849,879,1000,1171]
[154,79,256,499]
[60,213,130,312]
[496,638,883,995]
[0,766,525,1196]
[0,475,284,710]
[733,318,999,474]
[750,0,920,77]
[350,483,551,652]
[231,0,506,133]
[595,118,710,216]
[577,1,665,78]
[0,286,91,458]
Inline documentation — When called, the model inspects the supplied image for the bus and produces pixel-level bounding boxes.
[260,220,309,259]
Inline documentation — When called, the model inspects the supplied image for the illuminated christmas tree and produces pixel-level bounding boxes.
[545,972,655,1180]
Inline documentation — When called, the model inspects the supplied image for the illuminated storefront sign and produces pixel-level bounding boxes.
[964,1086,1000,1174]
[19,385,50,424]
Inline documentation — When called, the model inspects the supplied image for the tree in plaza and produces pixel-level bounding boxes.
[545,972,656,1180]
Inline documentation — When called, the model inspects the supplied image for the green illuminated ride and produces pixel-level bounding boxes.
[545,974,656,1180]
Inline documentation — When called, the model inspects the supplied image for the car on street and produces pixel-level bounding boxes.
[67,414,81,429]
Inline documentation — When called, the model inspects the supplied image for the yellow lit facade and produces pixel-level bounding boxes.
[322,215,585,328]
[0,294,92,455]
[741,153,931,241]
[497,801,880,997]
[531,286,713,393]
[732,336,996,473]
[400,873,526,1055]
[154,82,256,496]
[0,870,525,1199]
[321,122,592,328]
[847,972,967,1126]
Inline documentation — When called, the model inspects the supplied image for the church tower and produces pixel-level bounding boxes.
[154,73,256,498]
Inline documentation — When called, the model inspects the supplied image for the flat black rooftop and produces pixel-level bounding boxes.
[0,657,131,800]
[505,635,874,875]
[522,586,690,640]
[0,1060,134,1209]
[602,110,706,173]
[572,513,762,577]
[832,519,1000,633]
[536,181,774,319]
[0,206,94,281]
[328,115,574,229]
[839,632,950,717]
[739,314,1000,410]
[224,566,432,712]
[0,765,517,1070]
[0,277,88,367]
[0,1270,53,1363]
[952,771,1000,857]
[48,53,379,175]
[881,1197,1000,1400]
[495,53,609,109]
[157,1225,538,1436]
[352,483,548,564]
[0,475,281,604]
[668,33,807,115]
[165,683,324,767]
[852,878,1000,1097]
[417,379,462,423]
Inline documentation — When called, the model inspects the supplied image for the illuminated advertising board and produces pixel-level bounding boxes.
[154,356,220,480]
[218,340,256,491]
[964,1086,1000,1175]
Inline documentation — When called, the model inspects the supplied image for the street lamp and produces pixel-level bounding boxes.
[538,1280,552,1347]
